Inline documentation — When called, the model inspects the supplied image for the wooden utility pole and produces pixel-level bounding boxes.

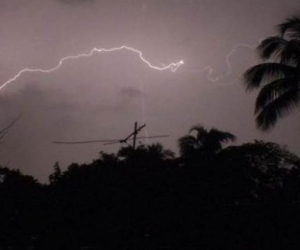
[132,122,146,150]
[133,122,138,150]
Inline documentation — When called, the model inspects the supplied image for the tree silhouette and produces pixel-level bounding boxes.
[178,125,236,161]
[216,140,300,202]
[1,134,300,248]
[118,143,174,169]
[244,16,300,130]
[49,161,62,185]
[0,166,43,247]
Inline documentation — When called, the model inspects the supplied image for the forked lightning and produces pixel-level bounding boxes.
[0,46,184,91]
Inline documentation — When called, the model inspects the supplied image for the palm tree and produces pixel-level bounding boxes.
[243,16,300,130]
[178,125,236,160]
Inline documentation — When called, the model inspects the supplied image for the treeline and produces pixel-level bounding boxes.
[1,137,300,249]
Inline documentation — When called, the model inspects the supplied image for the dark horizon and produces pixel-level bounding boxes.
[1,138,300,249]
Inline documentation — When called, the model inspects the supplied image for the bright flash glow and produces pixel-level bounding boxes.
[0,46,184,91]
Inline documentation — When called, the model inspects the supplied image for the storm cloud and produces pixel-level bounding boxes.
[58,0,96,5]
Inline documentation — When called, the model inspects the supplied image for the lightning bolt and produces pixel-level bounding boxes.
[185,43,256,84]
[0,46,184,91]
[203,43,255,83]
[187,34,276,84]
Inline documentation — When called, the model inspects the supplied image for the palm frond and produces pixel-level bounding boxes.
[256,89,300,130]
[255,77,299,114]
[257,36,287,60]
[209,129,236,143]
[189,125,207,140]
[279,40,300,65]
[178,135,198,157]
[178,135,197,146]
[243,63,296,91]
[278,16,300,39]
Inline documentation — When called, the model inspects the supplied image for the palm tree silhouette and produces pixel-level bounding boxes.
[243,16,300,130]
[178,125,236,160]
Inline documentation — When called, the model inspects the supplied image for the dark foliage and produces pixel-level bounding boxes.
[1,140,300,249]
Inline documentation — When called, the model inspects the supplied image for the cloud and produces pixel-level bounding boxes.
[58,0,96,5]
[116,87,144,109]
[119,87,144,98]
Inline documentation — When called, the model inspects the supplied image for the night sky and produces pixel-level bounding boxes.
[0,0,300,182]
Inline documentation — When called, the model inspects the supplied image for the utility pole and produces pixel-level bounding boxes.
[132,122,146,150]
[133,122,138,150]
